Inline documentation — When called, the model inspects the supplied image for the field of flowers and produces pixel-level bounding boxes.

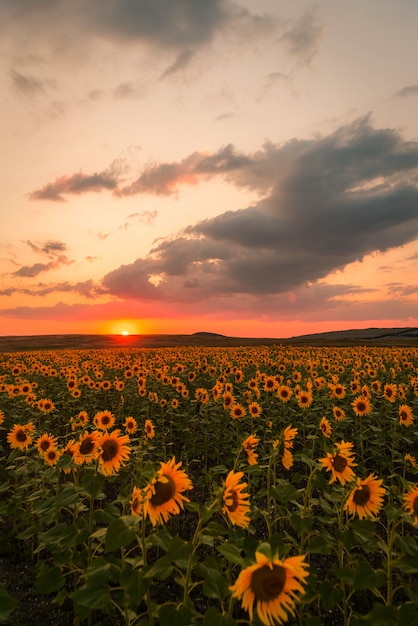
[0,344,417,626]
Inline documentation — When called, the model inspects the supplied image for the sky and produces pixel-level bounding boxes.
[1,0,418,338]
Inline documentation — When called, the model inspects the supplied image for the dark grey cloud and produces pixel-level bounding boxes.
[30,170,119,202]
[102,116,418,306]
[396,85,418,98]
[13,255,72,278]
[0,279,105,299]
[1,0,229,70]
[24,239,67,256]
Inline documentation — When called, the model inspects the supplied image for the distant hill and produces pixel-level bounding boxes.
[0,327,417,352]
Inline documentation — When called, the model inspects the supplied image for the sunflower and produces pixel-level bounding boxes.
[264,376,278,392]
[223,392,235,409]
[144,419,155,439]
[44,447,62,467]
[319,417,332,438]
[319,440,357,485]
[0,410,4,425]
[130,486,144,517]
[399,404,414,427]
[230,551,309,626]
[73,430,102,465]
[248,401,262,418]
[403,484,418,525]
[405,453,418,469]
[351,396,372,417]
[36,433,58,457]
[37,398,55,413]
[277,385,292,403]
[93,410,116,431]
[171,398,179,409]
[124,416,138,434]
[98,429,131,476]
[222,470,251,528]
[296,389,313,409]
[332,406,345,421]
[383,383,397,403]
[60,439,78,474]
[242,434,259,466]
[143,457,193,526]
[7,423,33,450]
[230,403,247,420]
[345,473,386,520]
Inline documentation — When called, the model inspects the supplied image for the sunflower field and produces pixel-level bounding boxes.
[0,344,417,626]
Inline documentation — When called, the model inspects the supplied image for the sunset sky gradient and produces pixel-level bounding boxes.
[2,0,418,337]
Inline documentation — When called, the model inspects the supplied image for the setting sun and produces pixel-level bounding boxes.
[121,330,129,336]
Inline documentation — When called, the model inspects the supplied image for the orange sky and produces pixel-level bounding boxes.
[1,1,418,338]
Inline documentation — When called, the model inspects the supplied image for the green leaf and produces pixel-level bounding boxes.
[308,533,334,554]
[391,555,418,573]
[202,564,229,602]
[144,556,173,580]
[353,557,386,591]
[269,480,301,503]
[158,604,194,626]
[34,563,65,595]
[201,606,236,625]
[166,536,192,569]
[105,516,136,553]
[319,580,344,610]
[289,513,312,535]
[79,472,105,499]
[72,583,111,612]
[360,604,398,625]
[217,542,243,564]
[0,583,17,622]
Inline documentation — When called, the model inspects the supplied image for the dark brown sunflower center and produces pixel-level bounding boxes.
[353,484,371,506]
[224,488,239,512]
[102,416,110,424]
[79,438,95,454]
[333,454,348,472]
[16,430,27,442]
[40,440,50,451]
[356,402,366,412]
[101,439,118,461]
[250,564,286,601]
[150,475,175,506]
[413,496,418,516]
[400,411,407,421]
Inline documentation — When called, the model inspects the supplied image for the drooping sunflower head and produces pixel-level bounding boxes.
[399,404,414,427]
[403,484,418,525]
[222,470,251,528]
[230,551,309,626]
[345,473,386,520]
[130,486,144,517]
[143,457,193,526]
[144,419,155,439]
[98,429,131,476]
[319,417,332,438]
